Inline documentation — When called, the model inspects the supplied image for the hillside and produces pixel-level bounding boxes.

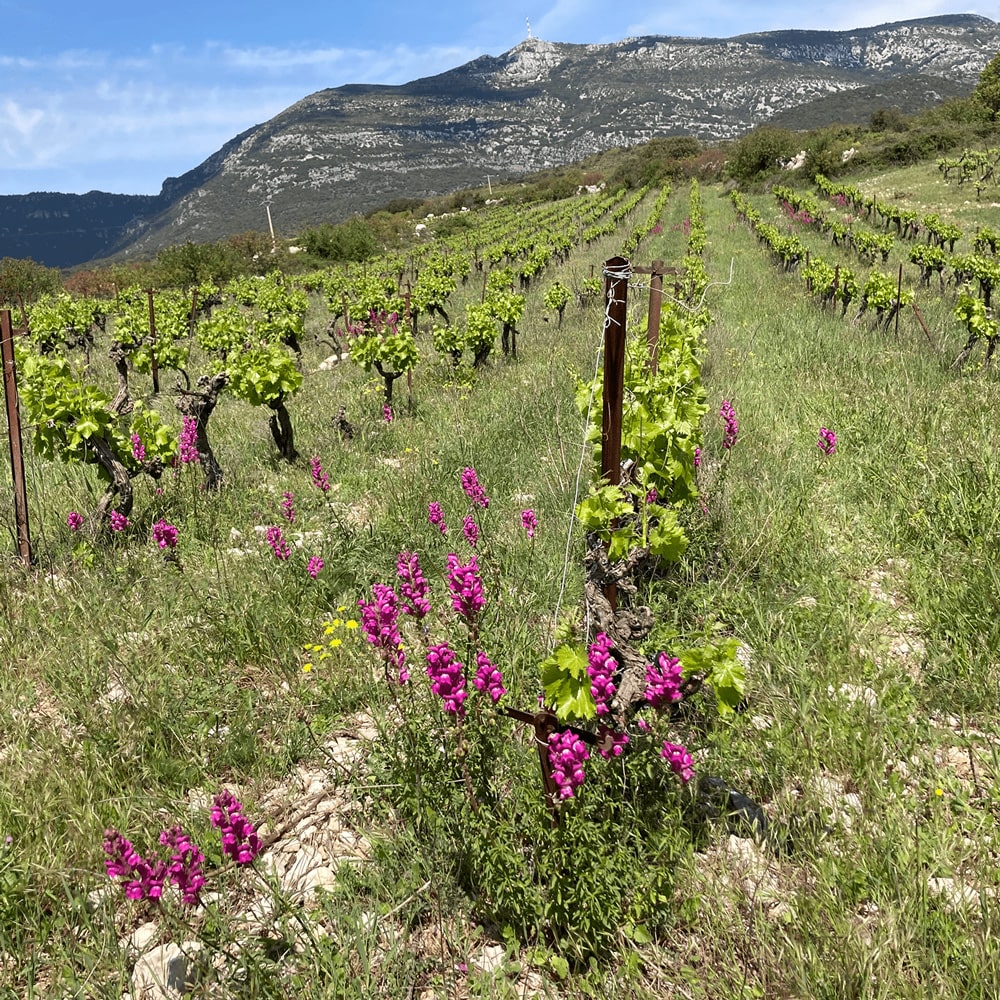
[5,13,999,268]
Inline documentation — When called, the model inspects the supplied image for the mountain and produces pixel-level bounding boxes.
[7,13,1000,269]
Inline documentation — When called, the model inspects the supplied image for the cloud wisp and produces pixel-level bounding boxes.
[0,40,484,195]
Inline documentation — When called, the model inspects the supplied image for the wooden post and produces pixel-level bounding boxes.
[601,257,628,489]
[601,257,628,610]
[646,259,664,375]
[911,302,937,351]
[146,289,159,394]
[1,310,32,566]
[188,287,199,341]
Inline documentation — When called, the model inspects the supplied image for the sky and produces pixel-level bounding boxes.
[0,1,989,196]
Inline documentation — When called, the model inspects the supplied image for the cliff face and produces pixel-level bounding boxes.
[7,14,999,268]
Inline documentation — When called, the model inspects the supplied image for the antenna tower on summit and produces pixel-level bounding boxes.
[526,17,532,39]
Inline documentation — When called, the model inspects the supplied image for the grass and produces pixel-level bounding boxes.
[1,174,999,997]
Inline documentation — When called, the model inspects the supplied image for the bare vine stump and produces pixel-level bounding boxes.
[373,361,405,408]
[268,398,299,461]
[335,405,354,441]
[500,324,518,359]
[583,536,655,726]
[91,436,134,524]
[109,344,133,417]
[175,373,227,489]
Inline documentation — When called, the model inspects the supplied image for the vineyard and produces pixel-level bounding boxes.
[0,161,999,998]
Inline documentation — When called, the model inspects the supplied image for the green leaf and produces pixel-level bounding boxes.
[607,526,635,562]
[540,644,595,723]
[575,483,631,531]
[624,922,653,945]
[680,637,745,714]
[647,509,688,562]
[548,955,570,981]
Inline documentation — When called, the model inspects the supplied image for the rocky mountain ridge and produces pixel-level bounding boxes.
[4,13,998,268]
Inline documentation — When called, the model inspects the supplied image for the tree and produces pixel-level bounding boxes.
[154,241,240,288]
[301,216,376,262]
[972,50,1000,121]
[0,256,61,308]
[869,106,908,133]
[725,126,799,182]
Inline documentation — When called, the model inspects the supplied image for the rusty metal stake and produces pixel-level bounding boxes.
[911,302,937,351]
[1,310,32,566]
[646,259,664,374]
[601,256,629,609]
[626,261,679,379]
[601,256,628,488]
[188,287,199,341]
[503,706,609,827]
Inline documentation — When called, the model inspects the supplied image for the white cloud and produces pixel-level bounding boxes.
[533,0,605,42]
[624,0,964,38]
[1,100,44,137]
[0,40,485,194]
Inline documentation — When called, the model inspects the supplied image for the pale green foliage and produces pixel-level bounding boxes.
[27,294,102,352]
[220,344,303,407]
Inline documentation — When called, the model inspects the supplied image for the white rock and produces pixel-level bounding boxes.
[131,941,203,998]
[927,876,985,911]
[830,683,878,708]
[103,679,130,704]
[282,847,324,896]
[515,970,548,998]
[125,921,159,955]
[185,790,212,812]
[85,886,114,912]
[300,865,339,894]
[471,943,506,974]
[242,898,276,934]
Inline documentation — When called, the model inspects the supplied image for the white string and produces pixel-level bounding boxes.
[551,263,630,643]
[626,257,735,313]
[552,328,603,644]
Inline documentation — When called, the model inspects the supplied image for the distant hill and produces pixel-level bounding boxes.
[6,13,998,269]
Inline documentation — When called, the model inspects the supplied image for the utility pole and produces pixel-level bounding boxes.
[265,202,276,253]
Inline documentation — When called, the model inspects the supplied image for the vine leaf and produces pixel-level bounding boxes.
[540,644,595,723]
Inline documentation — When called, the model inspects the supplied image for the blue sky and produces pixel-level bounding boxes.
[0,1,984,196]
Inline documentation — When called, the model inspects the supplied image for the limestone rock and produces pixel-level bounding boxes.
[131,941,203,999]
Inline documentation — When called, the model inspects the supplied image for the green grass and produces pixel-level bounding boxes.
[1,177,999,997]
